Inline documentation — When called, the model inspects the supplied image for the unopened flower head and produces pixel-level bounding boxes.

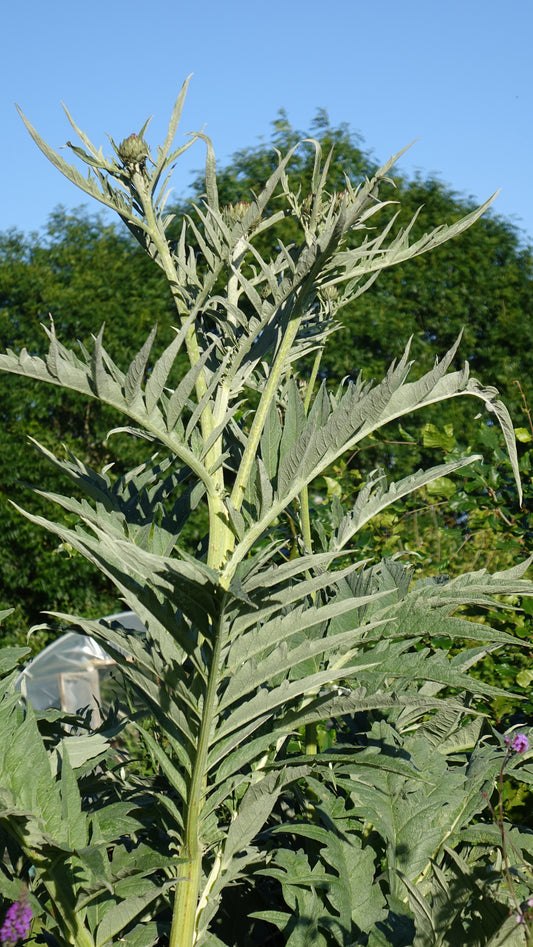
[0,893,32,946]
[223,201,252,225]
[117,133,150,169]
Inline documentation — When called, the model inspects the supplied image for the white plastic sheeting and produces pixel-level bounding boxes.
[16,611,146,724]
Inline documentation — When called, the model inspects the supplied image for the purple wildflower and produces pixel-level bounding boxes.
[0,895,32,946]
[511,734,530,754]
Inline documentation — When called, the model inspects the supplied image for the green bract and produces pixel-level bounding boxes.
[2,77,533,946]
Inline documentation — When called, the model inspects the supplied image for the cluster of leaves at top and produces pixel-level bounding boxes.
[2,76,533,946]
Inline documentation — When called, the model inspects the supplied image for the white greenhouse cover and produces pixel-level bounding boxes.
[16,611,146,723]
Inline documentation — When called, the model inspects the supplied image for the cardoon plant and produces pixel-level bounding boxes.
[1,76,533,946]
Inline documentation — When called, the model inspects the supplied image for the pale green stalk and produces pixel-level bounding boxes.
[229,316,302,519]
[131,169,210,416]
[131,169,232,569]
[227,236,248,312]
[299,347,324,555]
[203,234,251,567]
[303,347,323,415]
[301,347,323,756]
[299,484,313,556]
[169,606,226,947]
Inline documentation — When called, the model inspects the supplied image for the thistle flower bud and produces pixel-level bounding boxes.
[223,201,252,223]
[233,201,250,219]
[319,284,340,306]
[117,133,150,169]
[324,285,339,302]
[334,190,351,207]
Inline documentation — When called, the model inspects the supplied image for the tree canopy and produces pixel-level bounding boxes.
[1,112,532,645]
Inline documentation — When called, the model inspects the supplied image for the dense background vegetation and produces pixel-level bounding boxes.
[1,112,532,658]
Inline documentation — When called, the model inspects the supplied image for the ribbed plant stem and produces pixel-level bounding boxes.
[169,616,224,947]
[300,347,323,755]
[132,170,211,432]
[230,316,302,515]
[133,171,234,567]
[300,346,323,555]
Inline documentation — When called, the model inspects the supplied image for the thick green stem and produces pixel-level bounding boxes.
[298,482,316,765]
[305,721,318,756]
[303,347,323,415]
[300,347,323,754]
[169,612,225,947]
[230,315,302,517]
[300,484,313,554]
[206,489,233,570]
[132,170,212,433]
[227,236,248,311]
[299,347,323,554]
[132,172,236,568]
[170,856,201,947]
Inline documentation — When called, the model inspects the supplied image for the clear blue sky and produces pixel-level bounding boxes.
[2,0,532,244]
